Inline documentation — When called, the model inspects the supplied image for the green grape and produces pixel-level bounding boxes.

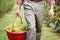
[8,23,28,32]
[14,27,22,32]
[8,25,13,31]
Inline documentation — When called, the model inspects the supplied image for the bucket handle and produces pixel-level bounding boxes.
[12,13,22,32]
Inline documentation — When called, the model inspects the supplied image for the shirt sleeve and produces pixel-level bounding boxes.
[49,0,55,5]
[17,0,23,5]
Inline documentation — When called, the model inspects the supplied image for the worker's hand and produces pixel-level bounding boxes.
[15,9,20,17]
[48,8,55,19]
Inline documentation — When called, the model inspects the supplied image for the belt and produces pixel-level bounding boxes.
[30,0,43,2]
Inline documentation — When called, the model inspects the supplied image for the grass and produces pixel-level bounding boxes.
[41,23,60,40]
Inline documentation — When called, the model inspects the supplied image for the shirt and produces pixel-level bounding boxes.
[17,0,55,5]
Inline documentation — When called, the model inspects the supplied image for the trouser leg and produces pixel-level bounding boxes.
[35,14,44,40]
[36,32,41,40]
[33,1,45,40]
[24,7,36,40]
[24,1,45,40]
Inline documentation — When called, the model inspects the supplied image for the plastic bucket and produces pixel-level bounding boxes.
[5,27,27,40]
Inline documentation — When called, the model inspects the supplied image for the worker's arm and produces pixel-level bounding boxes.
[16,0,23,16]
[48,0,55,19]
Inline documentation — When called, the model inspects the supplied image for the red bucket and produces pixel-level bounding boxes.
[5,27,27,40]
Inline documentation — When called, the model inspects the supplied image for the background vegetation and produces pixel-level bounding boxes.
[0,0,16,17]
[45,0,60,27]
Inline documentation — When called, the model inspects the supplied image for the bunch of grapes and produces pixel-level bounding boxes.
[8,23,28,32]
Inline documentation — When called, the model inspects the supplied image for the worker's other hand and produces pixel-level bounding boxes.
[48,8,55,19]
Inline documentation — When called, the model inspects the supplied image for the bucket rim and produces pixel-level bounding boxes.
[5,27,27,34]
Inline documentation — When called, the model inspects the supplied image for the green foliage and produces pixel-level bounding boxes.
[54,5,60,21]
[0,0,16,14]
[45,1,60,24]
[44,1,50,24]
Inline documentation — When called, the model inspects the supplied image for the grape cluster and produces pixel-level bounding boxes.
[8,23,28,32]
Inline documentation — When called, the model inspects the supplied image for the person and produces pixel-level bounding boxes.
[16,0,55,40]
